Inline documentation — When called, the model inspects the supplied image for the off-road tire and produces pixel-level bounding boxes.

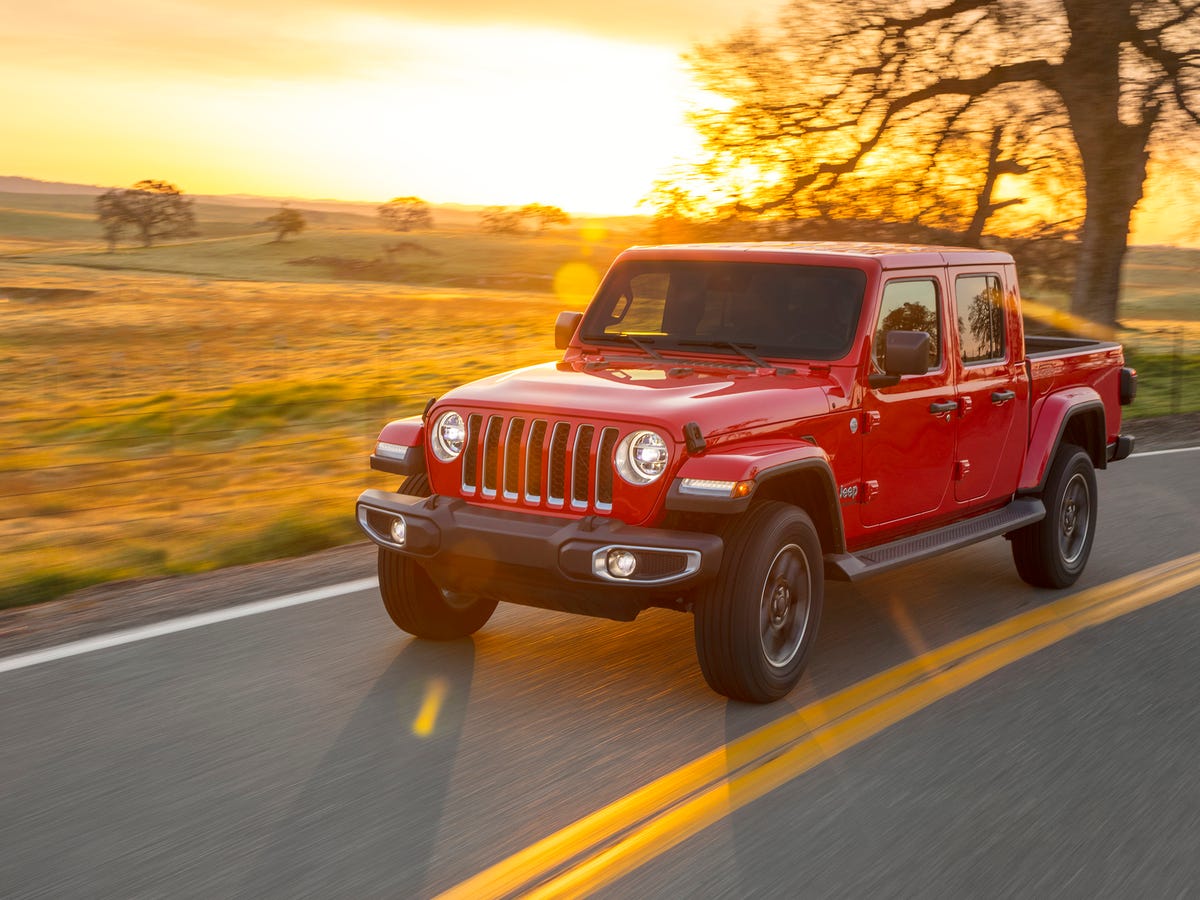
[377,473,498,639]
[1011,444,1097,589]
[694,501,824,703]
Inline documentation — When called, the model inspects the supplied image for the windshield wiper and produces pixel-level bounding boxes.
[679,340,794,375]
[587,333,665,359]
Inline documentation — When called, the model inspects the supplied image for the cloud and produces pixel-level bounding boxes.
[2,1,396,81]
[2,0,755,83]
[181,0,753,47]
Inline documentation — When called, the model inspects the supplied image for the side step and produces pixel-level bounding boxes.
[825,497,1046,582]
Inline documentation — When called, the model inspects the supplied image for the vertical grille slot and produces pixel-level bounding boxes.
[547,422,570,506]
[461,414,483,493]
[503,418,525,499]
[595,427,619,509]
[571,425,595,508]
[525,419,548,502]
[451,413,615,515]
[481,415,503,497]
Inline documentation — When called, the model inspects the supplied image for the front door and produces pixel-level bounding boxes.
[860,275,957,529]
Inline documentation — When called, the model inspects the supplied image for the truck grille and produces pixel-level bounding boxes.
[460,415,619,513]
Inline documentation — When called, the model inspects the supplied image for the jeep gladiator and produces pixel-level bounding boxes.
[356,242,1136,702]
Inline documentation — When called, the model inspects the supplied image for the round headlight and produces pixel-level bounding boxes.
[431,411,466,461]
[616,430,669,484]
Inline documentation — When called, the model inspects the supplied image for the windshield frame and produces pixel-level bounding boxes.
[579,259,868,363]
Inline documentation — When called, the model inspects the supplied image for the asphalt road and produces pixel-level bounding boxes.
[2,449,1198,899]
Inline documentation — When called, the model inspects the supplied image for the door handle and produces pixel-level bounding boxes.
[929,400,957,415]
[991,389,1016,404]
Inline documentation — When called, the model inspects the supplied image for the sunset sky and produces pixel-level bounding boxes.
[0,0,1194,243]
[0,0,765,215]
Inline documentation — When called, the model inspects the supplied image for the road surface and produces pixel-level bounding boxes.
[2,448,1198,898]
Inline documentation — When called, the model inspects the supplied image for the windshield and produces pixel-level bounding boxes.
[580,260,867,361]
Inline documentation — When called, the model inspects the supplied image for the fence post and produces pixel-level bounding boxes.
[1171,330,1183,416]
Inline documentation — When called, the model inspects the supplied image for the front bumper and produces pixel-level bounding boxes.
[355,489,724,621]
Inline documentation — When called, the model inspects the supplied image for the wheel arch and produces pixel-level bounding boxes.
[666,448,847,555]
[1020,391,1107,493]
[750,461,847,556]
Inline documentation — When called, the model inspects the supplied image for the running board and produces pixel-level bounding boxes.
[825,497,1046,582]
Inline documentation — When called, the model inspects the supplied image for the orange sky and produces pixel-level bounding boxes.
[0,0,762,215]
[0,0,1194,242]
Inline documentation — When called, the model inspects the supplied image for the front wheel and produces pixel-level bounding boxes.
[694,501,824,703]
[378,474,498,639]
[1011,444,1097,588]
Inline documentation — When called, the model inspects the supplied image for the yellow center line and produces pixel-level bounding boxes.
[438,551,1200,900]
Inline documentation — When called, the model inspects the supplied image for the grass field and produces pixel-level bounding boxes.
[0,191,1196,608]
[0,265,593,607]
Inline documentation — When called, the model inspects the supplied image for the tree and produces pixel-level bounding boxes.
[659,0,1200,327]
[95,180,196,249]
[520,203,571,230]
[481,204,570,233]
[378,196,433,232]
[480,206,525,233]
[263,206,306,242]
[95,191,126,252]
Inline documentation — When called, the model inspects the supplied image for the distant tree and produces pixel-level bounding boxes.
[95,180,195,249]
[520,203,570,231]
[95,191,126,252]
[480,206,524,233]
[482,204,570,233]
[263,206,306,242]
[378,196,433,232]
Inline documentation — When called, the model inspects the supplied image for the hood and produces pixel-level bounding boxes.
[437,360,842,441]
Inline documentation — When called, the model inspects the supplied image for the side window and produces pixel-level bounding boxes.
[956,274,1005,364]
[873,278,941,372]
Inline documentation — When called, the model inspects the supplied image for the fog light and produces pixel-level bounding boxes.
[390,516,407,547]
[607,549,638,578]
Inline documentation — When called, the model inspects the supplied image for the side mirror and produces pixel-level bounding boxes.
[555,311,583,350]
[868,330,931,388]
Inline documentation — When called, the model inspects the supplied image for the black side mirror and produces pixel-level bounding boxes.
[555,311,583,350]
[868,330,931,388]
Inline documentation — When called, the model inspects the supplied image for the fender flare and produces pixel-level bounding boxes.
[665,447,846,554]
[1019,389,1106,493]
[371,416,427,476]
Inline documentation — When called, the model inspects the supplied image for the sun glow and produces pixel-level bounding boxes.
[0,12,708,215]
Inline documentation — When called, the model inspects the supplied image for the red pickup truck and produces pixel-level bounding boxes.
[356,243,1136,702]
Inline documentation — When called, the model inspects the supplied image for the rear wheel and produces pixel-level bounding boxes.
[378,474,498,639]
[1011,444,1097,588]
[694,501,824,703]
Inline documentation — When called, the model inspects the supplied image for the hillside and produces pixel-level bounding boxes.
[0,176,635,231]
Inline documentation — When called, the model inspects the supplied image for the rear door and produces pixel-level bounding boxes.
[952,269,1025,503]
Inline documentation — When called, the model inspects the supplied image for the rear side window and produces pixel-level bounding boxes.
[873,278,941,371]
[956,274,1006,364]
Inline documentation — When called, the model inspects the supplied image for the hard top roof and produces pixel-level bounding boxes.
[618,241,1013,269]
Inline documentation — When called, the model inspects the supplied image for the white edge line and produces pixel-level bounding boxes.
[0,576,379,675]
[1130,445,1200,458]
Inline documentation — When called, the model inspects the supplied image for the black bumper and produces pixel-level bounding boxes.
[356,489,724,621]
[1108,434,1135,462]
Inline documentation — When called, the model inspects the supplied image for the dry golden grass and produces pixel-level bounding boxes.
[1,261,588,606]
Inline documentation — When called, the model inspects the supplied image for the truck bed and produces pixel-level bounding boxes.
[1025,334,1122,358]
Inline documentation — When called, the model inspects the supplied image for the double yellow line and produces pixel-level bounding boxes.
[440,551,1200,899]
